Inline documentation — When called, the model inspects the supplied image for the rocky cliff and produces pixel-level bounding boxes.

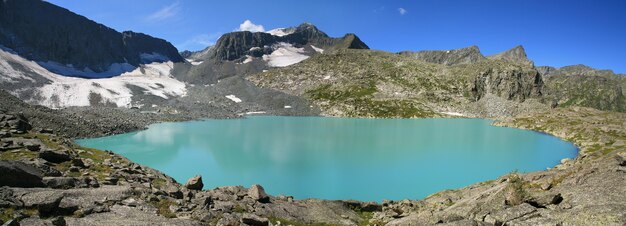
[538,64,626,112]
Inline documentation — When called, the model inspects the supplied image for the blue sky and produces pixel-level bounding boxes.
[48,0,626,73]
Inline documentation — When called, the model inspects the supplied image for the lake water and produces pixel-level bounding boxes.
[77,116,577,202]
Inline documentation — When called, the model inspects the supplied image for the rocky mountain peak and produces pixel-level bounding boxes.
[488,45,534,66]
[399,45,486,66]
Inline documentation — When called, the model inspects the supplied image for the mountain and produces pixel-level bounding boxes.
[0,0,187,108]
[0,0,183,78]
[250,48,544,118]
[538,64,626,112]
[174,23,369,84]
[487,45,534,66]
[398,45,487,66]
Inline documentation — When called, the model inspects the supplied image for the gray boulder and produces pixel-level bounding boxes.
[0,160,44,187]
[248,184,270,203]
[184,175,203,190]
[241,213,269,226]
[43,177,78,189]
[38,149,71,163]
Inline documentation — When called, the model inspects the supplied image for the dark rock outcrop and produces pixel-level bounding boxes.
[0,0,183,78]
[0,160,44,187]
[39,150,71,163]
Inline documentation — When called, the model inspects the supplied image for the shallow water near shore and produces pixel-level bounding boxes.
[77,116,577,202]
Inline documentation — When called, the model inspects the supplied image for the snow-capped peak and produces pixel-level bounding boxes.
[267,28,295,37]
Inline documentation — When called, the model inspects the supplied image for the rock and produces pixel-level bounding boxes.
[184,175,204,190]
[51,216,66,226]
[122,198,139,207]
[527,193,563,208]
[0,187,21,208]
[39,150,71,163]
[4,114,32,133]
[71,158,85,168]
[1,219,19,226]
[24,142,41,151]
[615,152,626,166]
[490,203,537,225]
[167,186,184,199]
[102,177,119,185]
[22,192,64,217]
[248,184,270,203]
[43,177,78,189]
[39,128,54,134]
[0,160,44,187]
[241,213,269,226]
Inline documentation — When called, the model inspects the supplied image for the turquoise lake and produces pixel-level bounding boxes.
[77,116,578,202]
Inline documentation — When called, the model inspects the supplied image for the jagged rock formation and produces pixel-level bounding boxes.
[487,45,534,66]
[398,45,487,66]
[538,64,626,112]
[0,0,183,78]
[469,63,543,102]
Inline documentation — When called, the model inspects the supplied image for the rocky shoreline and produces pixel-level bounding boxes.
[1,106,624,225]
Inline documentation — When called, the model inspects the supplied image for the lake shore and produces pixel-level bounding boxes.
[1,106,624,225]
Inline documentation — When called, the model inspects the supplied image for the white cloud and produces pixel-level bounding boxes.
[145,1,181,22]
[237,20,265,32]
[176,33,222,51]
[398,8,408,15]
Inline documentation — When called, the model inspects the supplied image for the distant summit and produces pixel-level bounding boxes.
[175,22,369,84]
[398,45,486,66]
[487,45,534,66]
[201,23,369,62]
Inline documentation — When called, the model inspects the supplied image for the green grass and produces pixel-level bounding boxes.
[0,208,15,223]
[150,199,177,218]
[0,149,37,160]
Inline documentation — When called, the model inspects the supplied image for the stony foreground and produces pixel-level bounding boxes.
[1,107,625,225]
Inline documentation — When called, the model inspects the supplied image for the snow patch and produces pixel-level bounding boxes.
[311,45,324,53]
[225,95,242,103]
[267,28,295,37]
[441,111,465,116]
[245,111,266,115]
[186,59,203,65]
[37,61,135,78]
[0,47,186,108]
[242,55,254,64]
[262,42,309,67]
[249,47,261,51]
[284,105,292,109]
